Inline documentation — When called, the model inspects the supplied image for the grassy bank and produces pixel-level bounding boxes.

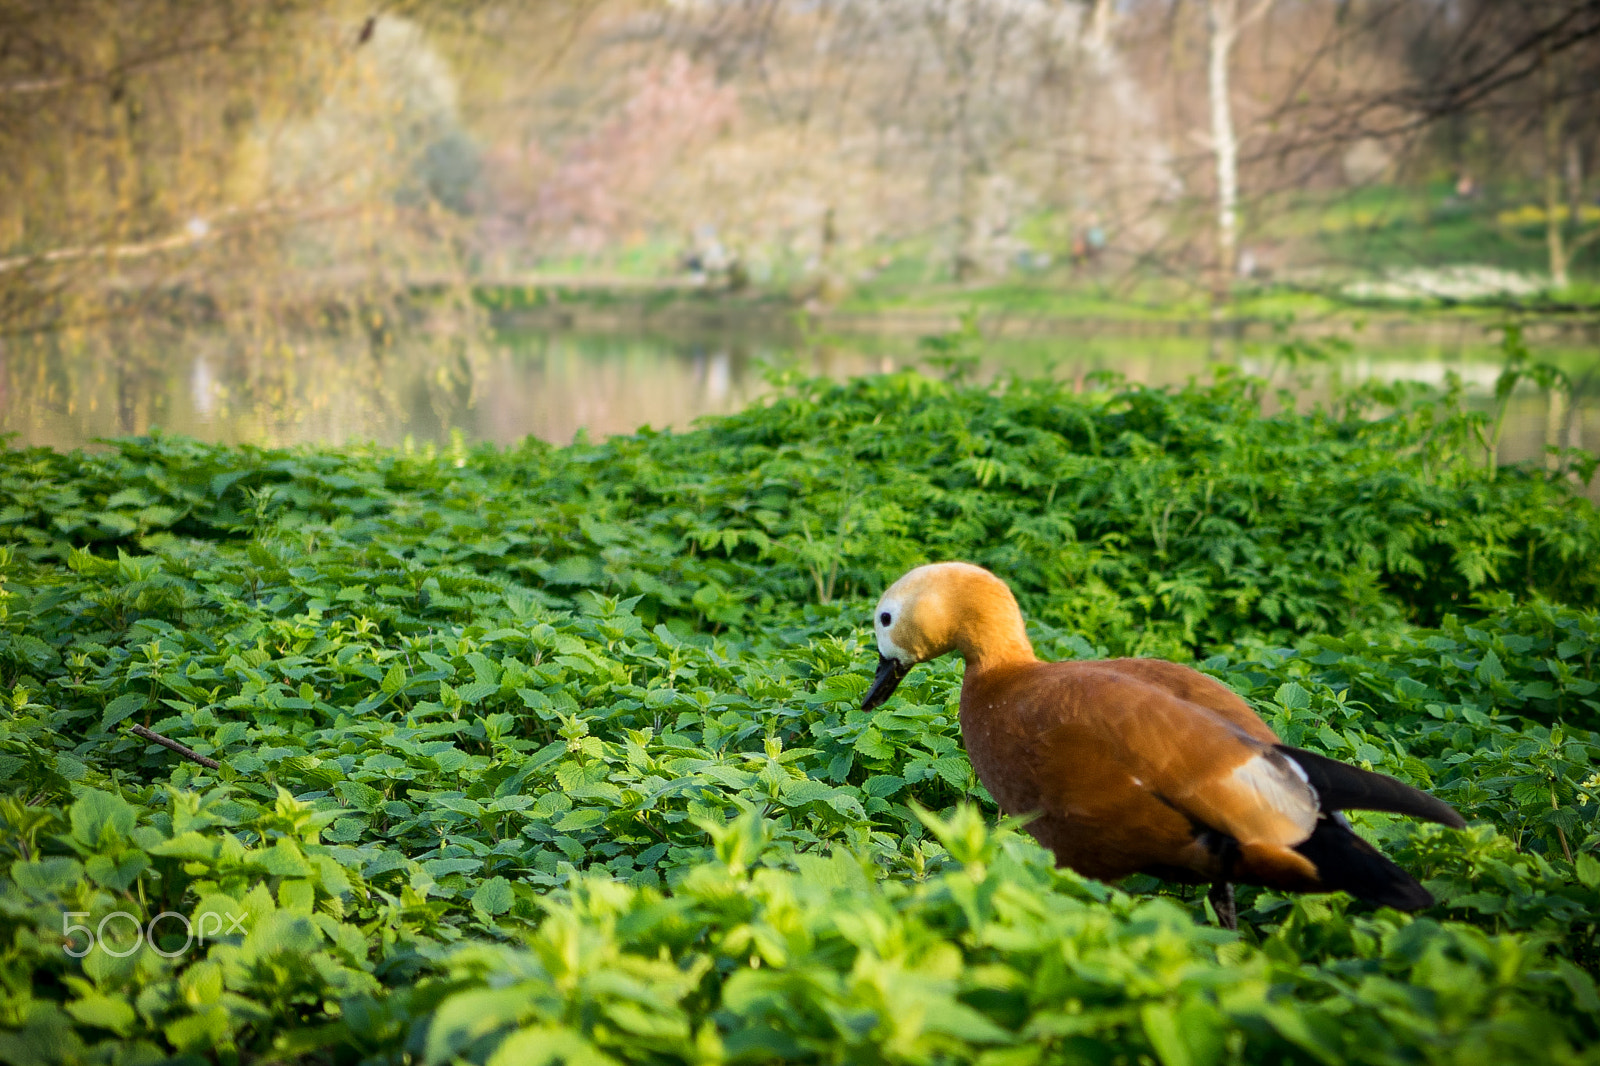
[474,180,1600,335]
[1,371,1599,1064]
[474,277,1600,350]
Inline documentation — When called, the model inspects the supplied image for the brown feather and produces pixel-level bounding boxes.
[961,660,1319,886]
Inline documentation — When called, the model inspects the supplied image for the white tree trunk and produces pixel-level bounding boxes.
[1543,46,1571,290]
[1207,0,1241,306]
[1547,385,1568,472]
[1086,0,1115,47]
[1567,138,1584,230]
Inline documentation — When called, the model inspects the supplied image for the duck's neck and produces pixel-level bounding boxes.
[948,579,1036,674]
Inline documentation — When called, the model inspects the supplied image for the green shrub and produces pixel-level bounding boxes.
[0,371,1596,1064]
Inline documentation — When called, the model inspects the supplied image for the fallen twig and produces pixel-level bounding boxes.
[128,724,221,770]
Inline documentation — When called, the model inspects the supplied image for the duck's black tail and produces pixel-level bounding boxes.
[1277,745,1466,828]
[1292,815,1436,910]
[1275,744,1463,912]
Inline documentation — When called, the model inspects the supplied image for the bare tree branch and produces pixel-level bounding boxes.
[0,200,321,276]
[1267,0,1600,143]
[128,724,222,770]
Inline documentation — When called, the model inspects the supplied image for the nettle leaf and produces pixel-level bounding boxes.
[1511,780,1549,807]
[259,839,314,876]
[249,910,321,957]
[215,721,249,747]
[854,727,894,760]
[779,778,838,807]
[433,747,474,773]
[1476,650,1507,684]
[337,781,385,813]
[433,796,486,818]
[11,857,84,898]
[70,790,136,848]
[1576,852,1600,890]
[554,808,608,832]
[471,876,514,916]
[532,791,574,819]
[455,681,498,706]
[466,652,501,688]
[102,693,146,730]
[65,993,137,1036]
[1274,682,1312,711]
[84,850,149,892]
[421,857,482,878]
[425,989,539,1065]
[863,775,907,798]
[381,663,408,695]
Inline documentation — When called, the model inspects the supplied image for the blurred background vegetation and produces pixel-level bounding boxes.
[1,0,1598,453]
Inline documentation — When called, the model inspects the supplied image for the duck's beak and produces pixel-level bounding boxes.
[862,653,910,711]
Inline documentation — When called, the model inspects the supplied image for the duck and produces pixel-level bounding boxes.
[861,561,1465,928]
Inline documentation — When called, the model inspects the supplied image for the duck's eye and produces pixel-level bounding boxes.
[879,611,892,627]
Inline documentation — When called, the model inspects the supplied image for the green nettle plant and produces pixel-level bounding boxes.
[0,367,1597,1065]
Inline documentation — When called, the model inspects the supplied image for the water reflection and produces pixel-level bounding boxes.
[1,325,1595,493]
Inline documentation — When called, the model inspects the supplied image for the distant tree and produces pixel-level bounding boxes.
[1203,0,1273,309]
[0,0,594,333]
[1253,0,1600,287]
[517,52,738,253]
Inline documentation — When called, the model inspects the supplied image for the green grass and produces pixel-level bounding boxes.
[1291,184,1569,273]
[466,183,1600,329]
[1,369,1599,1063]
[831,277,1370,322]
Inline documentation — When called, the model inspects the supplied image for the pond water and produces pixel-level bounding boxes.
[2,320,1596,487]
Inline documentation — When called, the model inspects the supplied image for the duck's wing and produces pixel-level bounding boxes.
[1065,671,1319,848]
[1094,658,1279,745]
[1081,662,1463,828]
[978,662,1455,898]
[988,663,1324,880]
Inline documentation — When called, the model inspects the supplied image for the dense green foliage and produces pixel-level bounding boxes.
[1,371,1598,1065]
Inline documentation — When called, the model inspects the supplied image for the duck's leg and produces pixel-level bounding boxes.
[1207,881,1237,930]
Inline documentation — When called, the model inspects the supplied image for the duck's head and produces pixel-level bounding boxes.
[861,562,1033,711]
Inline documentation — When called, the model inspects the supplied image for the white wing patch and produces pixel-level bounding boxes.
[1231,753,1318,839]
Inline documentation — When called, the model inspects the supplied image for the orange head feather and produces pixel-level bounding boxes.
[863,562,1035,710]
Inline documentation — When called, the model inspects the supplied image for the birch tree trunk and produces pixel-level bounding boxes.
[1567,140,1584,231]
[1543,45,1571,290]
[1086,0,1115,47]
[1207,0,1241,310]
[1547,385,1568,472]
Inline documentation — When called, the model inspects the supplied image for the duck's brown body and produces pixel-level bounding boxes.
[961,657,1319,889]
[864,562,1465,917]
